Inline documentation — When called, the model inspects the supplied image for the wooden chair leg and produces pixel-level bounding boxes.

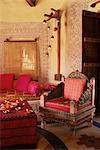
[70,126,76,136]
[41,118,46,128]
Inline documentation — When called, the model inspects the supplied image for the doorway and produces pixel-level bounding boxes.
[82,10,100,114]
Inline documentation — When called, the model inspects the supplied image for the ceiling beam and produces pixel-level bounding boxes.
[26,0,38,7]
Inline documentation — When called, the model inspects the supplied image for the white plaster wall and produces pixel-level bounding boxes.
[0,0,66,22]
[63,0,99,78]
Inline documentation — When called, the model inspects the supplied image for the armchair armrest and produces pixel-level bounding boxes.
[40,94,45,107]
[90,77,95,106]
[70,100,77,114]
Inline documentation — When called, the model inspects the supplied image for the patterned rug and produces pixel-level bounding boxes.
[77,134,100,149]
[36,121,100,150]
[76,119,100,150]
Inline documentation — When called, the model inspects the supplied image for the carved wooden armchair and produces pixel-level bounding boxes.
[39,71,95,133]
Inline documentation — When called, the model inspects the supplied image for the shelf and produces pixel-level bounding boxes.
[83,63,100,67]
[4,38,38,42]
[84,37,100,43]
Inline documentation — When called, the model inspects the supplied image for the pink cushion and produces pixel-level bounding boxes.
[15,75,31,92]
[45,99,91,113]
[28,81,41,96]
[42,83,56,91]
[0,74,14,90]
[45,98,70,112]
[64,78,86,101]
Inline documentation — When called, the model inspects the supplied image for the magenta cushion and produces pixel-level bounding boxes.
[43,83,56,91]
[0,74,14,90]
[28,81,41,96]
[64,78,86,101]
[15,75,31,92]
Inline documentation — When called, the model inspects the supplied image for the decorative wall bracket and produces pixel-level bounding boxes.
[43,8,61,22]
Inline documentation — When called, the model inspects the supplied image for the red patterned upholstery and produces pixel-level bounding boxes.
[45,97,91,113]
[64,78,86,101]
[45,97,70,112]
[0,100,37,148]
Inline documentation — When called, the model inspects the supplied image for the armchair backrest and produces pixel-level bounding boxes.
[68,70,89,81]
[63,71,95,103]
[64,77,86,101]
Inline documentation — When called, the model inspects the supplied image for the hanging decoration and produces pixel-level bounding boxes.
[43,8,62,80]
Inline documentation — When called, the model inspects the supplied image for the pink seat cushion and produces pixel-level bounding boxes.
[28,81,41,96]
[45,98,91,113]
[64,78,86,101]
[0,74,14,90]
[45,98,70,112]
[15,75,31,92]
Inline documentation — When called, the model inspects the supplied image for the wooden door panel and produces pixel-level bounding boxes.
[82,10,100,114]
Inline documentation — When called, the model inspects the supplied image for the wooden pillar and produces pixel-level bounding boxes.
[57,19,61,75]
[54,11,62,81]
